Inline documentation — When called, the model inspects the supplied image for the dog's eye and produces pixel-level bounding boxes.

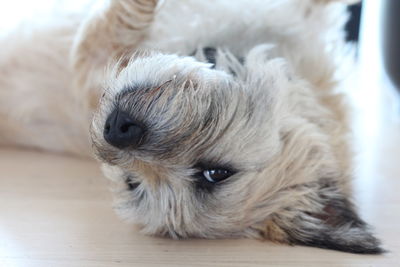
[201,169,233,183]
[193,163,236,191]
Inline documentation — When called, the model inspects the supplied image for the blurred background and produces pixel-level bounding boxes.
[0,0,93,33]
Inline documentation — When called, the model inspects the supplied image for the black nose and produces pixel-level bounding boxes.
[103,109,145,149]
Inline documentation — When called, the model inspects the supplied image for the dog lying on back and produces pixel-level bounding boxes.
[0,0,383,253]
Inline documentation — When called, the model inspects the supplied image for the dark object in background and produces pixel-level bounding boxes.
[345,2,362,42]
[382,1,400,92]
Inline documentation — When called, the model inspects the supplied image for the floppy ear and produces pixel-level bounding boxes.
[261,179,384,254]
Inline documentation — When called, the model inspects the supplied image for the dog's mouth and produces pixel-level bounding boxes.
[126,179,140,191]
[123,173,141,191]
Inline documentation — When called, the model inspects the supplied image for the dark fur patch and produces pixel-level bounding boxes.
[190,47,243,76]
[203,47,217,68]
[193,177,216,193]
[291,199,384,254]
[278,180,384,254]
[296,232,384,254]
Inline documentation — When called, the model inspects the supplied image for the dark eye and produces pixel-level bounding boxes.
[201,168,233,183]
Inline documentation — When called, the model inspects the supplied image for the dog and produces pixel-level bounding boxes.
[0,0,383,254]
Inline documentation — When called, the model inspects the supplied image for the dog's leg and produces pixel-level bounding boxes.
[71,0,159,109]
[0,1,158,155]
[0,23,93,155]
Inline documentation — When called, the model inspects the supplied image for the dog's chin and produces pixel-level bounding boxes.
[100,161,129,183]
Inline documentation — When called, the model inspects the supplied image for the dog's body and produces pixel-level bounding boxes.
[0,0,383,253]
[0,0,347,155]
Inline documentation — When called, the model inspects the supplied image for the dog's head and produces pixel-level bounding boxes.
[90,47,382,254]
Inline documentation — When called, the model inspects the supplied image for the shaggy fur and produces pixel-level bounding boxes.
[0,0,382,253]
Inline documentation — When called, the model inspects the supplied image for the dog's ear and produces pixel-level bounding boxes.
[259,179,384,254]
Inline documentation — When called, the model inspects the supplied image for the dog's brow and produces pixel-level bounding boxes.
[151,79,173,93]
[122,79,173,101]
[144,79,173,100]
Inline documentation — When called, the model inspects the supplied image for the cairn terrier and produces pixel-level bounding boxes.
[0,0,382,253]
